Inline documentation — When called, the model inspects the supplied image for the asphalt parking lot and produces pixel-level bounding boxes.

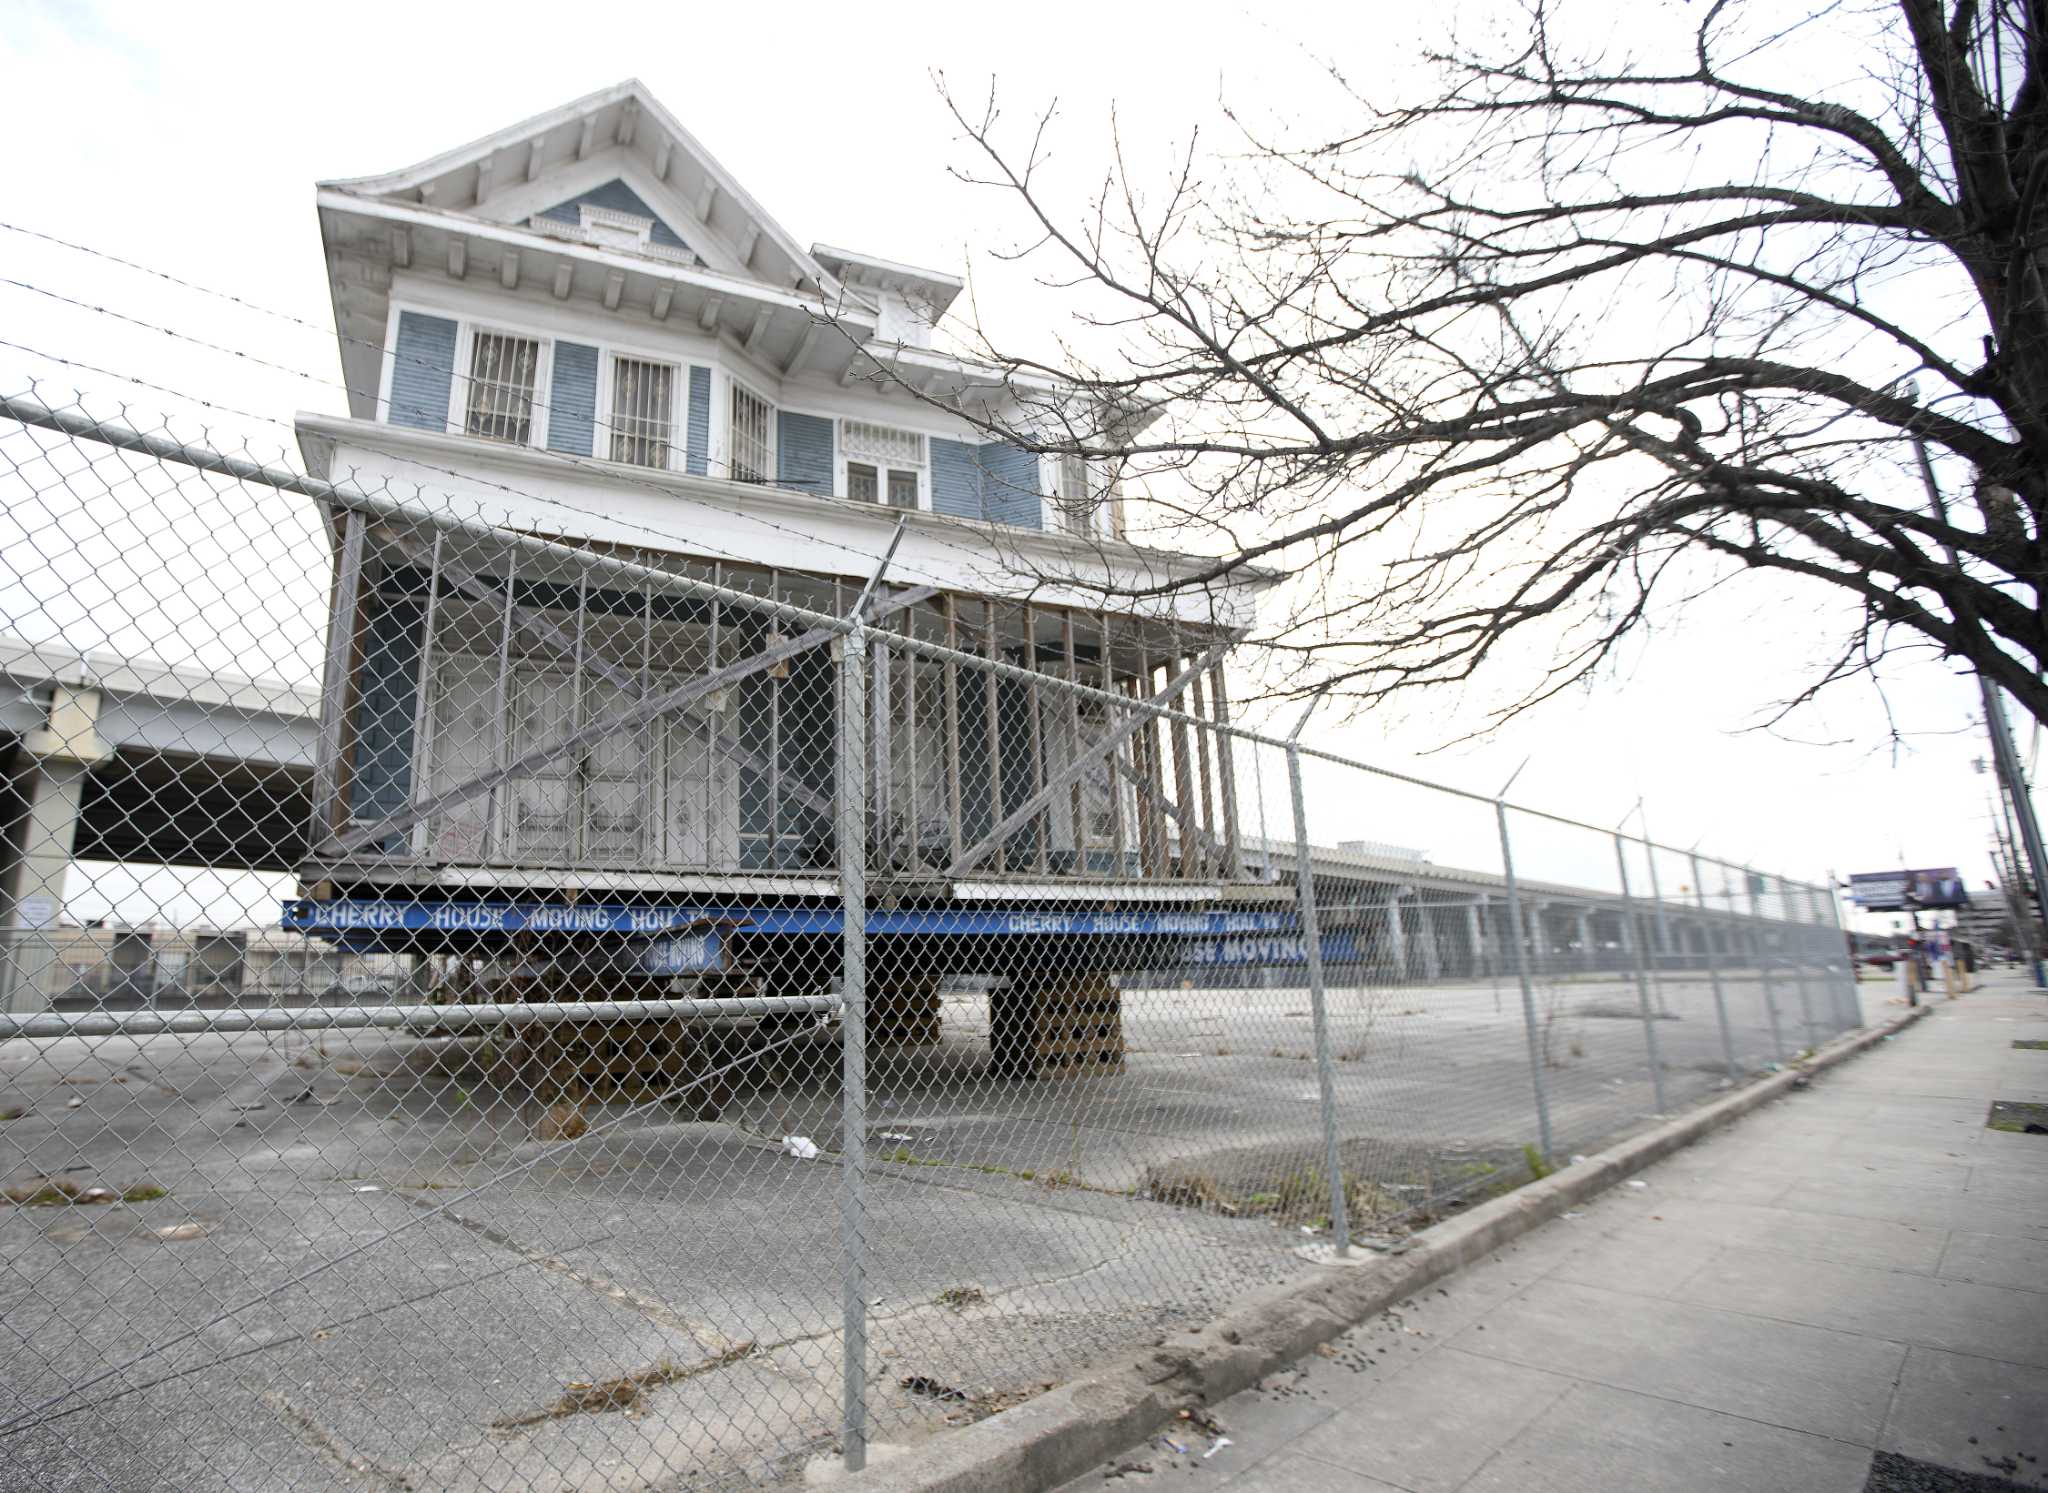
[0,964,1862,1491]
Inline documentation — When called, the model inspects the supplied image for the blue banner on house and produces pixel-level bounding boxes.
[1179,928,1367,966]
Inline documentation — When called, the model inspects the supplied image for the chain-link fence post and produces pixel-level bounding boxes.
[1782,878,1818,1052]
[1612,835,1669,1113]
[1818,875,1860,1030]
[1636,811,1675,981]
[1286,735,1350,1257]
[836,624,870,1473]
[1743,868,1789,1061]
[1494,800,1555,1160]
[1688,853,1741,1080]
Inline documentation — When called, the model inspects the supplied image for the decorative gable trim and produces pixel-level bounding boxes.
[535,179,692,255]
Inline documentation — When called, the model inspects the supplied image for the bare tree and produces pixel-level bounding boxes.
[924,0,2048,733]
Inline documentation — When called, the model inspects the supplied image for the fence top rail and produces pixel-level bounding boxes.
[1,392,1832,898]
[0,994,844,1041]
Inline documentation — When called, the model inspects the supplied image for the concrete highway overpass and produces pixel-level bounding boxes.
[1,637,319,1009]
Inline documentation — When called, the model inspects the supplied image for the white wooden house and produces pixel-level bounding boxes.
[293,80,1274,908]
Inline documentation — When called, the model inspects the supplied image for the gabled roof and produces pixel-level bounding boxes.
[319,79,847,301]
[309,83,1165,437]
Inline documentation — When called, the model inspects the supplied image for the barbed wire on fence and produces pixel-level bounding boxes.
[0,221,1160,604]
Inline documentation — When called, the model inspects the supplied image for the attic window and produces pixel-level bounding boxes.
[580,205,654,250]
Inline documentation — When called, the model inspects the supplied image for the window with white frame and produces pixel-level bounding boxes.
[608,355,675,469]
[842,420,925,509]
[465,330,543,445]
[730,382,774,483]
[1056,452,1101,534]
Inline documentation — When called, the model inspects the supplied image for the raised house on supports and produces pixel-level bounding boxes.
[287,81,1278,1081]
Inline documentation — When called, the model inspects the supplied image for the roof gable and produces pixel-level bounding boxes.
[318,79,838,299]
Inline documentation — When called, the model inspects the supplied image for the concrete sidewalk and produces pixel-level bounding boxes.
[1060,971,2048,1493]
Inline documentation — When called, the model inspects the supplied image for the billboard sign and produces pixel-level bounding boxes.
[1846,868,1968,912]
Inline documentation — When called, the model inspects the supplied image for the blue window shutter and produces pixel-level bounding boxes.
[537,179,693,255]
[545,341,599,456]
[685,367,711,476]
[777,411,834,495]
[979,442,1044,529]
[389,311,457,431]
[930,438,984,519]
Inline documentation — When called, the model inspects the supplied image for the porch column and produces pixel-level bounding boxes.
[1,685,112,1013]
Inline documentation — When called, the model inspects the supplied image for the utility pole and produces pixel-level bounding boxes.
[1987,792,2041,974]
[1983,681,2048,987]
[1910,434,2048,988]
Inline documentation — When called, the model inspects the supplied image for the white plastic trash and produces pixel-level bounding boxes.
[783,1136,820,1160]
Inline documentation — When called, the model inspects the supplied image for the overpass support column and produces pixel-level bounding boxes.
[1417,896,1441,980]
[1384,890,1408,981]
[1465,902,1486,977]
[1,686,111,1014]
[1576,907,1594,973]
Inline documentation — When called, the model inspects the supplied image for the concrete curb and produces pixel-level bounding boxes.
[824,1001,1931,1493]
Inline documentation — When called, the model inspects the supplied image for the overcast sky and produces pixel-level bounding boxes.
[0,0,2033,930]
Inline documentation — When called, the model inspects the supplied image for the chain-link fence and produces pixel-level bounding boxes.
[0,390,1862,1491]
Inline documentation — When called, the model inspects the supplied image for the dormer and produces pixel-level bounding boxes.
[812,245,962,352]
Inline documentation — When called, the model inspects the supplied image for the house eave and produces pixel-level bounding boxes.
[809,242,965,316]
[291,410,1284,594]
[319,189,858,322]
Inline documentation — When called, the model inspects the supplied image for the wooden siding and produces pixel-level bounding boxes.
[685,366,712,477]
[776,411,834,496]
[931,437,981,520]
[389,311,458,431]
[544,340,600,456]
[980,442,1044,529]
[927,438,1045,528]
